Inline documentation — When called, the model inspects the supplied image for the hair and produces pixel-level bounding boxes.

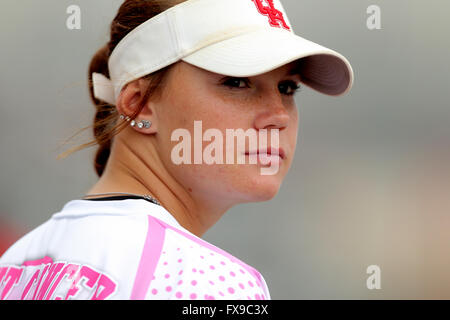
[57,0,187,177]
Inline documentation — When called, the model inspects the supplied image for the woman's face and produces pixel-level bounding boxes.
[153,60,301,207]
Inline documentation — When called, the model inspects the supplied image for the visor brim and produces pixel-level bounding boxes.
[182,28,354,96]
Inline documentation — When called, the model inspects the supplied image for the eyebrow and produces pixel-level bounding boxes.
[285,65,302,82]
[287,62,301,76]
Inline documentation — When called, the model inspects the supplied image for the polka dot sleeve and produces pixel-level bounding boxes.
[142,219,270,300]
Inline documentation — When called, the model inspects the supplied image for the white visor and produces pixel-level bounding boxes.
[92,0,354,106]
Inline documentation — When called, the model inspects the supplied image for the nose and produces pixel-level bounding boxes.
[253,92,291,131]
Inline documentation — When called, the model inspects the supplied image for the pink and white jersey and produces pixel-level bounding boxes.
[0,199,271,300]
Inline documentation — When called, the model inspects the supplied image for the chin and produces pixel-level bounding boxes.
[256,183,281,202]
[238,174,282,203]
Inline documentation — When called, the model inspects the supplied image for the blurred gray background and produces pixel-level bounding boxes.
[1,0,449,299]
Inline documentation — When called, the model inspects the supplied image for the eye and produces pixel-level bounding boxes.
[278,80,301,96]
[221,77,249,89]
[220,77,301,96]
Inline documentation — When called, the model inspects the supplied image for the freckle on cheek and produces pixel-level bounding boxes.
[188,187,192,192]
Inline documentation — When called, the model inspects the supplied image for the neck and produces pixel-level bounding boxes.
[85,131,233,237]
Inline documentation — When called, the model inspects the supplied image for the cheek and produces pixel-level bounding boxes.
[291,108,299,149]
[154,86,295,200]
[153,91,236,189]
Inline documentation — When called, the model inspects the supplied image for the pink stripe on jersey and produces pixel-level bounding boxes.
[23,256,52,266]
[130,216,166,299]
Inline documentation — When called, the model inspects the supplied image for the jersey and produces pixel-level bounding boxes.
[0,198,271,300]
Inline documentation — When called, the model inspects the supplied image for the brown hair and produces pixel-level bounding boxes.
[57,0,186,177]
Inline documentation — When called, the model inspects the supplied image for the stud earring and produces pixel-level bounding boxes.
[119,114,151,129]
[119,114,131,122]
[139,120,152,129]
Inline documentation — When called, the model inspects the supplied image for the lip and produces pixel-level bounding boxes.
[244,147,286,160]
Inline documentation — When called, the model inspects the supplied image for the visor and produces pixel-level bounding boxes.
[92,0,354,105]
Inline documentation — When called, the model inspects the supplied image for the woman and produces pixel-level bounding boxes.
[0,0,353,300]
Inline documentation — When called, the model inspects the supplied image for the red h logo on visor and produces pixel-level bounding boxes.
[251,0,291,31]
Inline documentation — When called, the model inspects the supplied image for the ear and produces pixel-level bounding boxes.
[116,79,157,133]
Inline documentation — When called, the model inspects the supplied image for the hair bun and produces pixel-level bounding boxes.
[58,1,186,177]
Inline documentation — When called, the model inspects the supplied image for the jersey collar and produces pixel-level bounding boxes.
[54,198,183,229]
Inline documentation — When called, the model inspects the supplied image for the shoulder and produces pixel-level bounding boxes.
[138,218,271,300]
[0,212,163,300]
